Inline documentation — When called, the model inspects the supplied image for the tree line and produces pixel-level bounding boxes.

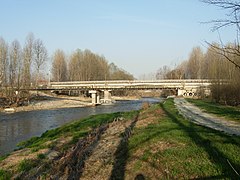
[156,44,240,105]
[0,33,134,106]
[0,33,48,102]
[155,0,240,106]
[51,49,134,82]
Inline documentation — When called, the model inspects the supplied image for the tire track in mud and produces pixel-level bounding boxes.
[174,98,240,136]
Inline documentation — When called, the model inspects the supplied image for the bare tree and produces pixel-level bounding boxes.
[52,49,67,82]
[23,33,34,87]
[68,49,112,81]
[156,65,171,79]
[202,0,240,69]
[33,39,47,86]
[0,37,8,88]
[109,63,134,80]
[9,40,22,89]
[68,49,83,81]
[186,47,204,79]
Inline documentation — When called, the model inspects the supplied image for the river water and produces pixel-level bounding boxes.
[0,98,161,156]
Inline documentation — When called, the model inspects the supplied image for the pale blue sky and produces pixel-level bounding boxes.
[0,0,235,78]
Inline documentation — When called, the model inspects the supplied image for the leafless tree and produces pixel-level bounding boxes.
[109,63,134,80]
[0,37,8,88]
[69,49,123,81]
[9,40,22,89]
[52,49,68,82]
[202,0,240,69]
[186,47,204,79]
[33,39,48,86]
[156,65,171,79]
[68,49,83,81]
[23,33,34,87]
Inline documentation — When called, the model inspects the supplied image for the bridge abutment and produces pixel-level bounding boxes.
[177,89,185,96]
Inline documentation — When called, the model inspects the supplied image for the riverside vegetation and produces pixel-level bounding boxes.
[0,98,240,179]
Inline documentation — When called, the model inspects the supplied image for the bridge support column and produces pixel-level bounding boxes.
[89,90,100,105]
[97,94,100,104]
[104,90,111,100]
[101,90,112,104]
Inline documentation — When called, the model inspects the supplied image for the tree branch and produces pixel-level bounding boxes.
[205,41,240,69]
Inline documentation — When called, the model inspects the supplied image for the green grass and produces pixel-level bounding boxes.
[18,159,35,172]
[0,169,11,180]
[186,98,240,122]
[37,153,46,160]
[127,99,240,179]
[0,154,9,163]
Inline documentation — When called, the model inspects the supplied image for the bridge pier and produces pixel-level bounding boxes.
[101,90,112,104]
[89,90,100,105]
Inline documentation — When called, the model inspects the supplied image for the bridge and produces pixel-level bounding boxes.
[41,79,211,105]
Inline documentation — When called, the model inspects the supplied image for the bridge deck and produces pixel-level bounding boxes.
[44,79,211,91]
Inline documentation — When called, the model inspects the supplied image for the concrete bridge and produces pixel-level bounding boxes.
[42,79,211,105]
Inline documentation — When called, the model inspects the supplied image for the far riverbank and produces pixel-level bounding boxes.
[0,93,140,113]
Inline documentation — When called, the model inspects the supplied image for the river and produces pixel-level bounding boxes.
[0,98,161,156]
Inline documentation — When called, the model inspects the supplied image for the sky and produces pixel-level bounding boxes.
[0,0,236,79]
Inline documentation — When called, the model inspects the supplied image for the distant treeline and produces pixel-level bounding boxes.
[0,33,134,88]
[0,33,134,102]
[52,49,134,82]
[156,44,240,105]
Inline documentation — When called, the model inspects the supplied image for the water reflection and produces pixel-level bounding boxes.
[0,98,161,155]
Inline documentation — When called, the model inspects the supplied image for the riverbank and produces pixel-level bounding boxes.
[0,93,140,113]
[0,93,92,113]
[15,96,92,112]
[1,98,240,179]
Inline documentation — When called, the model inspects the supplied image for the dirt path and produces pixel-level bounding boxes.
[174,98,240,136]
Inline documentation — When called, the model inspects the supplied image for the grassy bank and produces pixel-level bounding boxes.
[0,110,138,179]
[186,98,240,122]
[125,99,240,179]
[1,99,240,179]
